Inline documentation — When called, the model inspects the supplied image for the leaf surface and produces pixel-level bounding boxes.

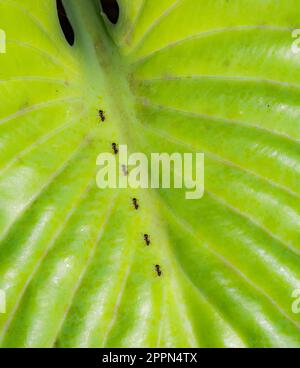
[0,0,300,347]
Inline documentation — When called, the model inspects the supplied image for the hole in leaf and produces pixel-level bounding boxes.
[100,0,120,24]
[56,0,75,46]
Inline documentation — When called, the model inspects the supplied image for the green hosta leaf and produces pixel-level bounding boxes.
[0,0,300,347]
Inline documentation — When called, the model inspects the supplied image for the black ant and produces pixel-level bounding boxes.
[144,234,150,246]
[122,164,128,176]
[132,198,139,210]
[98,110,105,122]
[155,264,162,277]
[112,143,118,154]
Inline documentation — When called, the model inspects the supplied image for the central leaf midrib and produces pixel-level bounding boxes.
[64,0,141,151]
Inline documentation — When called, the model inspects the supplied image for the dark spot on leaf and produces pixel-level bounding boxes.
[56,0,75,46]
[100,0,120,25]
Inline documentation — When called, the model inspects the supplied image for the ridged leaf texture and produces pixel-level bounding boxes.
[0,0,299,347]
